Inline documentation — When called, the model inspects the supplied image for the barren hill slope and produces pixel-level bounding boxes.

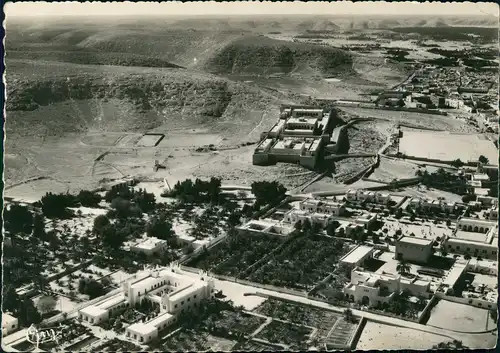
[6,60,285,138]
[203,36,353,77]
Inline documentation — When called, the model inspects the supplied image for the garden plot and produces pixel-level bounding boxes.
[212,310,266,337]
[49,265,113,299]
[94,338,143,352]
[399,130,498,164]
[158,329,224,352]
[186,234,282,276]
[256,320,313,349]
[233,339,285,351]
[427,300,494,332]
[355,321,448,350]
[324,318,358,349]
[254,298,341,341]
[245,236,351,291]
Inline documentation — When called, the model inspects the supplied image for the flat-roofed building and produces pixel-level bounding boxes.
[343,267,431,307]
[126,312,175,344]
[299,199,346,216]
[2,313,18,336]
[457,218,496,233]
[79,294,128,324]
[472,173,490,182]
[131,237,168,256]
[474,188,490,196]
[477,195,498,207]
[355,213,377,229]
[340,245,375,270]
[395,236,433,264]
[285,117,318,131]
[444,225,498,260]
[237,219,293,238]
[79,265,215,341]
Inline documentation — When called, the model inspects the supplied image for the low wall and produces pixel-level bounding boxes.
[213,274,308,298]
[349,316,367,350]
[388,154,478,167]
[46,259,94,283]
[418,295,439,324]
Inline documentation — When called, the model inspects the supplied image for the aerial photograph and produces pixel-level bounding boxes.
[1,1,498,351]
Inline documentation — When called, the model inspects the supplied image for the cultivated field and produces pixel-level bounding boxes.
[245,236,352,291]
[185,234,283,276]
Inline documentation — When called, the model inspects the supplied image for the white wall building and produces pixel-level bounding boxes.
[340,245,375,270]
[2,313,18,337]
[346,190,391,205]
[343,267,431,307]
[79,265,215,343]
[299,199,346,216]
[131,237,168,256]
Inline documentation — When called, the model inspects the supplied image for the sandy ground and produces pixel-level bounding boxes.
[390,185,464,203]
[427,300,494,333]
[370,158,418,182]
[4,129,318,201]
[382,217,453,241]
[356,321,449,350]
[399,130,498,164]
[339,107,477,133]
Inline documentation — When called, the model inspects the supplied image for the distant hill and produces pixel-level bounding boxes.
[203,36,353,77]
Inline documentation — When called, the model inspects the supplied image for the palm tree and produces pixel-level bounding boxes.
[343,308,355,323]
[396,260,411,276]
[464,253,471,260]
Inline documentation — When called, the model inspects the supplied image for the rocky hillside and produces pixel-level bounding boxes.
[6,61,283,137]
[204,36,353,77]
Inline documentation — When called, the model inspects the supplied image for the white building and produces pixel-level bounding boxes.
[354,213,377,229]
[346,189,391,205]
[2,313,18,337]
[395,236,433,264]
[445,225,498,260]
[339,245,375,270]
[407,197,456,213]
[79,265,215,343]
[131,237,168,256]
[343,267,431,307]
[299,199,346,216]
[457,218,496,233]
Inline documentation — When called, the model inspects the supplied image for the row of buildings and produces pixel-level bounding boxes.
[252,105,345,169]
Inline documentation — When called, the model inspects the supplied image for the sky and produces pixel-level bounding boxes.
[5,1,499,18]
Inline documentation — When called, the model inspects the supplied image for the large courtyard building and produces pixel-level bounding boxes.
[252,105,340,169]
[78,265,215,343]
